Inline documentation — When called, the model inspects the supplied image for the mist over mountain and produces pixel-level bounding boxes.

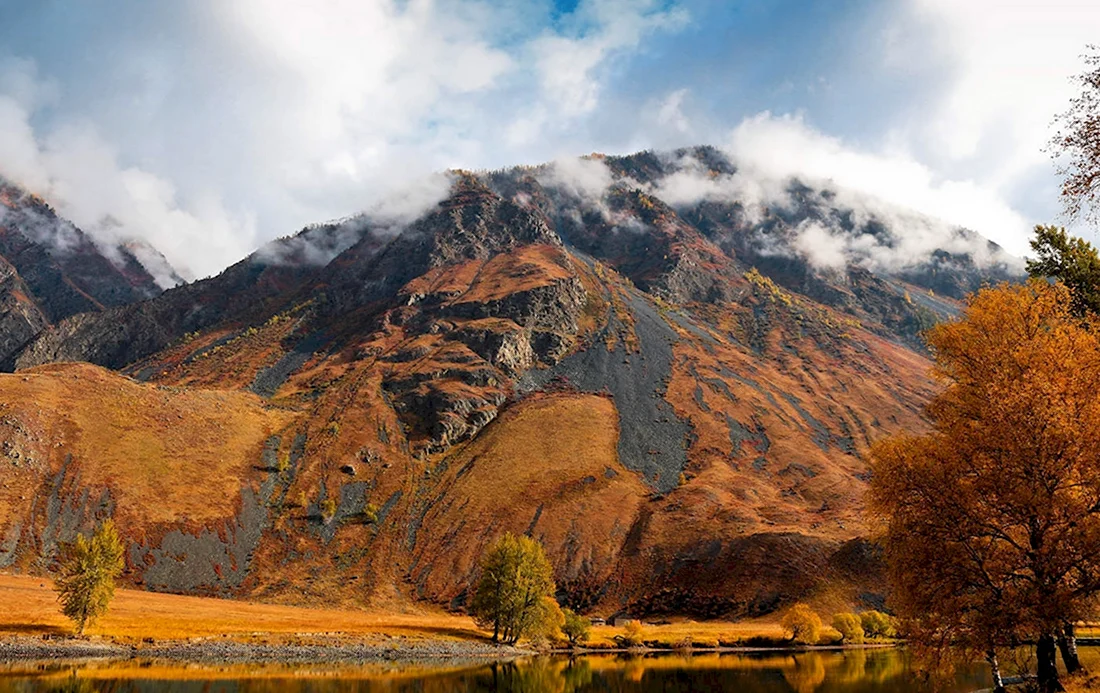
[0,144,1024,618]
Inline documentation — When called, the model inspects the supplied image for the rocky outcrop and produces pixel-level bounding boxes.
[0,147,1024,619]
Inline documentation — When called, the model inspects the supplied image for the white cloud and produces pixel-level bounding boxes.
[529,0,688,118]
[0,60,256,283]
[867,0,1100,240]
[2,0,1090,284]
[540,156,616,200]
[0,1,693,279]
[900,0,1100,182]
[508,0,689,146]
[723,112,1033,257]
[656,88,690,134]
[791,221,848,273]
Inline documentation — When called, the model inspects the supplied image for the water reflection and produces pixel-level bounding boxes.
[0,649,993,693]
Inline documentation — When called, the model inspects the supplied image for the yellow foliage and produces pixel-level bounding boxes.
[781,604,822,645]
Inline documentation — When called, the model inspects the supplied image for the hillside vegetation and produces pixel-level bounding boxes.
[0,146,1021,619]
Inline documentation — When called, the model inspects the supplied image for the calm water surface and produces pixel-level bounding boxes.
[0,650,994,693]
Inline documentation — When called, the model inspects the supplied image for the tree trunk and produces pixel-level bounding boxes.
[1037,633,1065,692]
[1058,623,1082,674]
[986,650,1006,693]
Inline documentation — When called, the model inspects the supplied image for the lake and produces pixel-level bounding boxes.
[0,648,1002,693]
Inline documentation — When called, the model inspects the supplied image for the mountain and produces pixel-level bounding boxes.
[0,177,173,366]
[0,147,1022,618]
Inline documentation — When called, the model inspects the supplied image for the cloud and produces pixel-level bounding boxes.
[2,0,1092,284]
[528,0,688,118]
[0,1,694,279]
[790,221,849,273]
[538,156,616,201]
[0,58,256,284]
[255,171,455,267]
[655,88,691,135]
[898,0,1099,181]
[722,112,1033,258]
[530,123,1024,275]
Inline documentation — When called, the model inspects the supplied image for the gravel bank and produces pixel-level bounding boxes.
[0,636,532,664]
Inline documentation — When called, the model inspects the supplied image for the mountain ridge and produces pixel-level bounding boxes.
[0,145,1021,619]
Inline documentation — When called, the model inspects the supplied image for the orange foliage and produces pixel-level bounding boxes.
[871,281,1100,680]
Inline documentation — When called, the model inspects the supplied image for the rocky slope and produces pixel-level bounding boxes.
[0,178,172,366]
[0,147,1022,619]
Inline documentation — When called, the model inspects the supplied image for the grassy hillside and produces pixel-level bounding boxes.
[0,363,297,574]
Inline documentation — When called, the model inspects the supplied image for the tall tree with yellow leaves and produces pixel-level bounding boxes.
[54,519,125,635]
[871,281,1100,693]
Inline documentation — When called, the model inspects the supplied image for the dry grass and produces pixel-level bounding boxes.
[0,574,483,643]
[0,363,296,526]
[586,618,789,648]
[400,244,573,305]
[0,574,804,651]
[411,392,649,605]
[1065,676,1100,692]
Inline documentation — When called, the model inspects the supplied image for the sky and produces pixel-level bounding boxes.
[0,0,1097,280]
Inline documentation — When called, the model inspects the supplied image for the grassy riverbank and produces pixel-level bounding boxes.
[0,573,860,654]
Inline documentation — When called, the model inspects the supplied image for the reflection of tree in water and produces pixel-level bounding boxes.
[17,651,975,693]
[859,649,910,684]
[478,658,589,693]
[48,673,93,693]
[781,654,826,693]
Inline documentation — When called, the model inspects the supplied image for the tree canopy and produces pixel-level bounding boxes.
[870,281,1100,692]
[1052,46,1100,225]
[470,532,560,645]
[54,519,125,635]
[1026,225,1100,316]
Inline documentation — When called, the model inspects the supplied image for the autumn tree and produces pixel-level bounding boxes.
[781,603,822,645]
[1027,225,1100,316]
[54,519,125,635]
[832,613,864,644]
[561,608,591,646]
[1051,45,1100,224]
[870,281,1100,692]
[859,611,896,639]
[470,533,560,645]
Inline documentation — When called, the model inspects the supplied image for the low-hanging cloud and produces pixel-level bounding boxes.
[723,112,1032,259]
[256,171,455,267]
[0,2,690,281]
[526,133,1022,277]
[0,59,255,284]
[0,0,1089,285]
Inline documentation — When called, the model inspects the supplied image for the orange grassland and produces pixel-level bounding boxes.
[0,574,797,647]
[0,574,483,644]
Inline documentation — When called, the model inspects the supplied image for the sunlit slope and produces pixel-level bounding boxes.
[0,147,1018,617]
[0,362,297,587]
[409,392,649,607]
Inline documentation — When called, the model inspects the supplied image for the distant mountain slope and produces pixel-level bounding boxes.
[0,178,174,365]
[0,147,1023,618]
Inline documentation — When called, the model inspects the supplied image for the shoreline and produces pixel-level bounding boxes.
[0,635,534,664]
[0,634,900,666]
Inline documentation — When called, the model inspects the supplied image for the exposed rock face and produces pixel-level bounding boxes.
[0,178,172,365]
[0,147,1024,619]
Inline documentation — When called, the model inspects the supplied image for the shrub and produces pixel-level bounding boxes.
[620,620,645,647]
[832,612,865,644]
[859,610,896,639]
[55,520,125,635]
[561,608,591,646]
[470,533,559,644]
[781,603,823,645]
[363,502,379,524]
